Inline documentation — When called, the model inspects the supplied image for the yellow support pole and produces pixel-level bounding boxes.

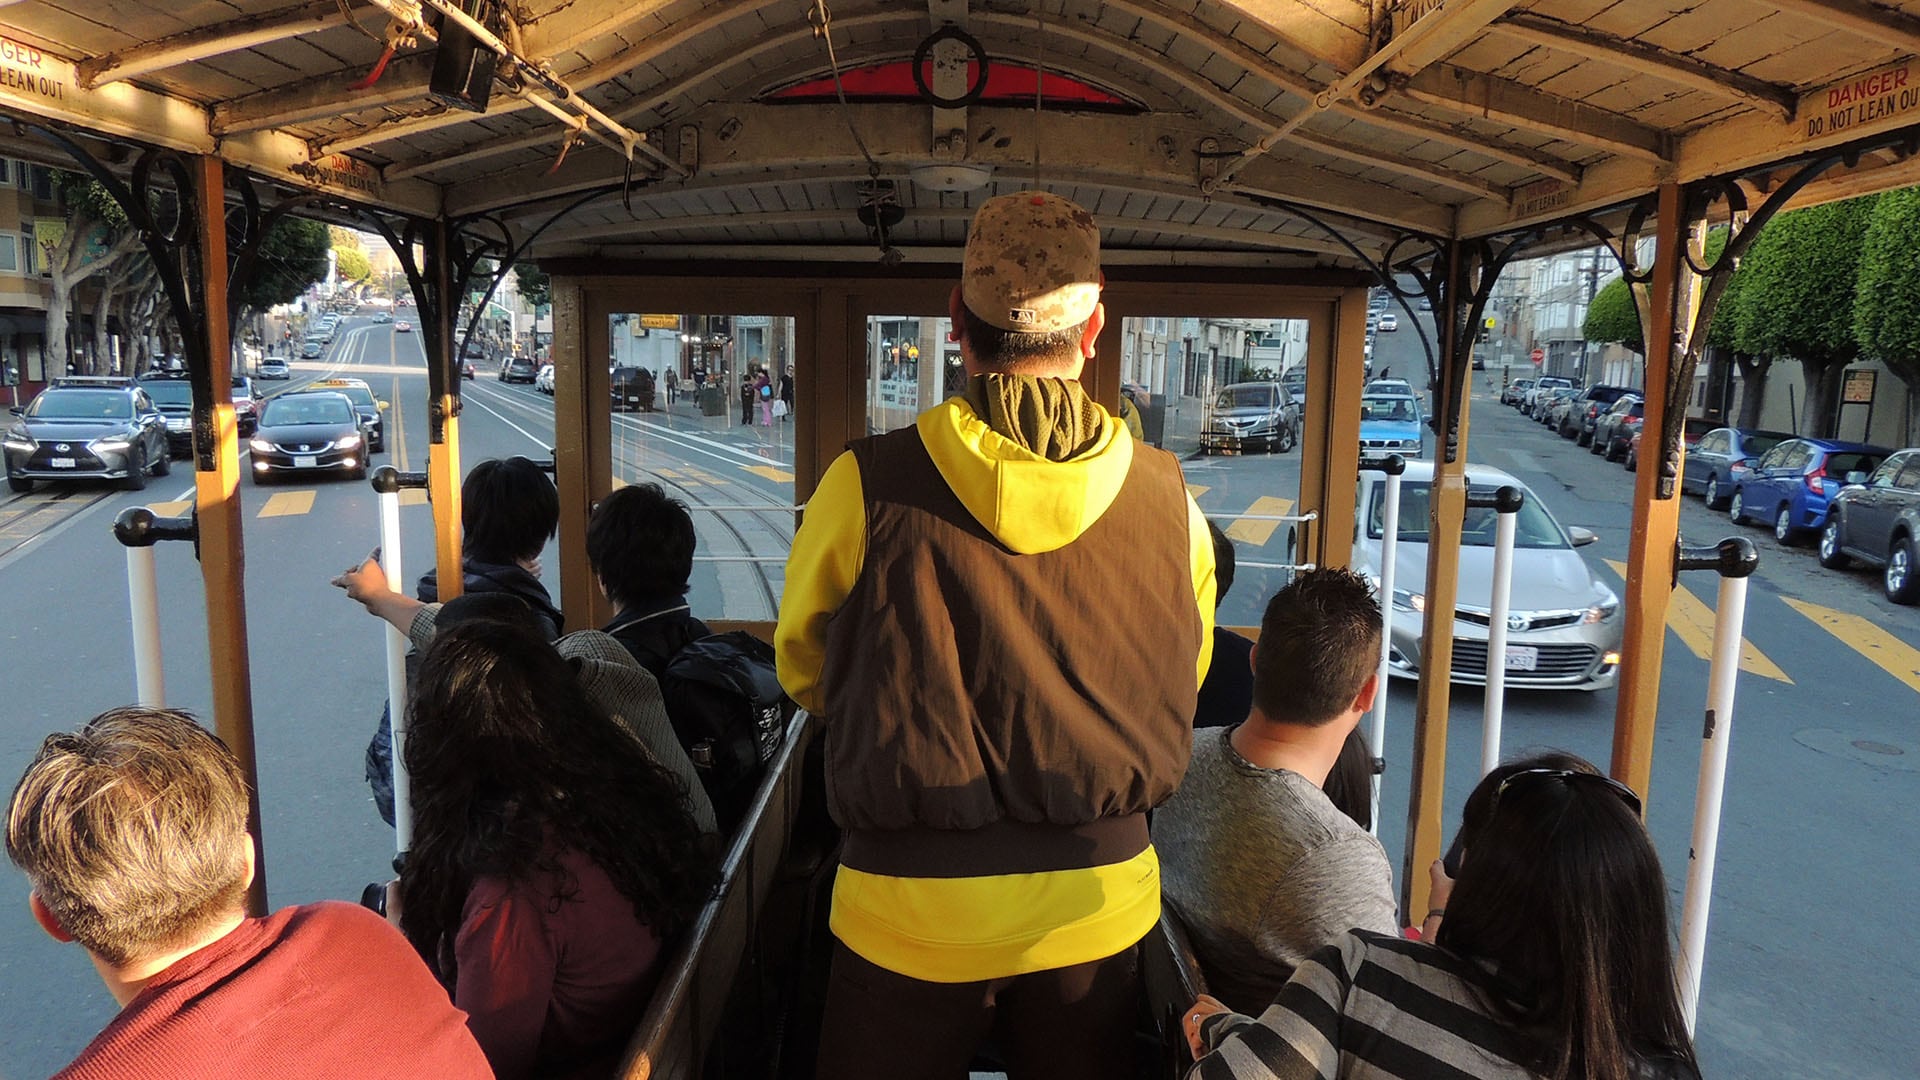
[427,218,463,600]
[553,283,613,632]
[1404,244,1474,921]
[1611,182,1694,804]
[192,155,267,916]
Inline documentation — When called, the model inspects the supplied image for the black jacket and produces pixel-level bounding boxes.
[603,597,710,679]
[415,559,564,640]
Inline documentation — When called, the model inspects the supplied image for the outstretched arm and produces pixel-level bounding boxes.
[331,548,427,635]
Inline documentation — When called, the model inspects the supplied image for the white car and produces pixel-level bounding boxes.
[1352,460,1622,691]
[1378,313,1399,332]
[534,364,555,394]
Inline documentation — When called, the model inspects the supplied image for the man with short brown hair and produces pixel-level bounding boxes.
[7,707,491,1079]
[778,191,1216,1078]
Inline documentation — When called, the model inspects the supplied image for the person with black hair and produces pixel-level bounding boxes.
[1155,568,1397,1016]
[1185,751,1701,1080]
[393,619,721,1080]
[414,455,564,636]
[587,483,709,679]
[1194,520,1254,730]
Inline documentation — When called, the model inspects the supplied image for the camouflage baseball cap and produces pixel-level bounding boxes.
[961,191,1102,333]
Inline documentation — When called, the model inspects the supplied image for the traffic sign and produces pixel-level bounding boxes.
[1529,347,1545,364]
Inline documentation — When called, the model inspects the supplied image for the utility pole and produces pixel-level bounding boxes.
[1579,249,1601,384]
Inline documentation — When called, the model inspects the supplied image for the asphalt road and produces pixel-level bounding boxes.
[0,310,1913,1076]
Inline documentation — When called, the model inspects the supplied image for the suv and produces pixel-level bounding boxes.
[1822,448,1920,603]
[134,375,197,457]
[4,377,171,492]
[308,377,387,452]
[1201,380,1297,454]
[1589,395,1643,460]
[500,356,538,384]
[1559,384,1635,444]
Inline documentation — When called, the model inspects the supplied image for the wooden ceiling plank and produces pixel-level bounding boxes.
[1491,12,1796,120]
[76,0,351,87]
[1767,0,1920,55]
[1398,64,1669,161]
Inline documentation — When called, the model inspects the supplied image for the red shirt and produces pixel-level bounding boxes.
[454,848,662,1080]
[56,901,492,1080]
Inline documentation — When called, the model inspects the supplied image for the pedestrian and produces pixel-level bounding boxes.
[664,366,678,405]
[778,364,794,422]
[692,366,706,392]
[739,365,756,425]
[776,190,1217,1080]
[754,368,773,426]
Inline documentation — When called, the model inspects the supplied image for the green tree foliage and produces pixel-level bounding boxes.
[1582,275,1642,352]
[231,217,331,314]
[1731,195,1878,436]
[334,245,372,285]
[1853,186,1920,441]
[513,262,551,310]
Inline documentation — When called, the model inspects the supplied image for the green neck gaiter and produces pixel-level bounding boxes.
[962,373,1105,462]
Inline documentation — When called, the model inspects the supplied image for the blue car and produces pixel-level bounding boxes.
[1730,437,1891,545]
[1359,393,1423,456]
[1683,427,1794,509]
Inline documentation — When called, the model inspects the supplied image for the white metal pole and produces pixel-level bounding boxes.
[1679,571,1750,1032]
[1481,507,1519,776]
[379,488,413,851]
[125,545,165,706]
[1367,468,1402,836]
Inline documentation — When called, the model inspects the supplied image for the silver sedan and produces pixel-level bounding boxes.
[1350,460,1622,691]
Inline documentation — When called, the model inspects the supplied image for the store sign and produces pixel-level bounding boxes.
[1802,60,1920,141]
[640,314,681,330]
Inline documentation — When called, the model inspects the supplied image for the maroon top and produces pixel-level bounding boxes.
[454,847,663,1080]
[55,901,492,1080]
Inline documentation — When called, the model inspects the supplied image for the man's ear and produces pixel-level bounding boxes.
[1079,301,1106,360]
[1247,640,1258,675]
[1351,672,1381,716]
[29,891,74,944]
[948,286,967,341]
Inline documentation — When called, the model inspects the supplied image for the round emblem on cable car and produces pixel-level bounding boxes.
[1507,613,1530,631]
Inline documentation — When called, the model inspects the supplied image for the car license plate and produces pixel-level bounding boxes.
[294,455,318,468]
[50,457,74,468]
[1505,646,1538,671]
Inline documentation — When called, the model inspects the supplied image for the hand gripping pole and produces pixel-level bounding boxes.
[112,506,198,706]
[1358,454,1406,837]
[372,466,428,851]
[1674,536,1759,1034]
[1466,486,1526,777]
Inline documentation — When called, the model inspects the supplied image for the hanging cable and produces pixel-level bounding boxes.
[809,0,882,178]
[1032,6,1045,187]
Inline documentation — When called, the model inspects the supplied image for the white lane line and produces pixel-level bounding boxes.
[458,390,557,454]
[474,381,796,476]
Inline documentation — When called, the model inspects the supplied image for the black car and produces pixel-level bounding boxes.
[134,376,197,457]
[1821,448,1920,603]
[247,390,367,484]
[307,377,386,452]
[611,366,656,412]
[4,377,171,492]
[1589,396,1643,460]
[1559,384,1636,444]
[500,357,538,383]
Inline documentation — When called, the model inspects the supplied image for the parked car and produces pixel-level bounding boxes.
[1533,386,1579,423]
[534,364,555,394]
[1623,417,1712,472]
[1560,384,1636,444]
[1683,427,1793,509]
[1546,391,1582,431]
[461,358,476,380]
[1590,396,1643,460]
[1730,437,1890,544]
[1200,380,1297,454]
[1280,370,1307,411]
[1820,448,1920,603]
[1524,376,1574,413]
[1351,460,1620,691]
[301,338,325,359]
[231,376,259,437]
[1500,377,1536,406]
[135,375,196,457]
[4,377,171,492]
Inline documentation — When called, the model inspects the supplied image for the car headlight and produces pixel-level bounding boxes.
[249,438,272,453]
[1393,588,1425,613]
[4,427,33,451]
[1584,588,1619,624]
[93,438,131,451]
[335,433,361,449]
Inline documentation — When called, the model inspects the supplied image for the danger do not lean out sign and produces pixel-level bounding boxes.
[1803,61,1920,141]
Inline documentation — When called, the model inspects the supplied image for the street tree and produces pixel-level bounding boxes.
[334,245,372,287]
[45,174,145,374]
[513,262,551,310]
[1852,186,1920,444]
[1582,275,1643,353]
[1732,195,1878,436]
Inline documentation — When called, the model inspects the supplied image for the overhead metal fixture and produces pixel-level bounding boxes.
[909,163,992,192]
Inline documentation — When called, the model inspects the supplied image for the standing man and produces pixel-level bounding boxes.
[777,190,1215,1079]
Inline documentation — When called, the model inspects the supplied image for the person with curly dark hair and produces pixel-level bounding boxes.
[393,618,720,1080]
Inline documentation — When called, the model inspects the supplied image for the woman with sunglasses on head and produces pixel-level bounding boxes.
[1184,751,1701,1080]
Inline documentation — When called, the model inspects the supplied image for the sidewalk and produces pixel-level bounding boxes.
[635,389,797,466]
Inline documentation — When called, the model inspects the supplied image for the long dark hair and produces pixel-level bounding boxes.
[1435,752,1699,1080]
[399,619,718,972]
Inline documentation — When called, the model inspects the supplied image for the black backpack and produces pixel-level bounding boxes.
[659,631,795,831]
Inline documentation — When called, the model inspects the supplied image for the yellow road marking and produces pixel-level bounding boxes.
[683,465,725,485]
[258,490,316,518]
[1186,484,1211,499]
[742,464,794,483]
[147,500,192,516]
[612,476,629,490]
[398,489,429,506]
[1782,597,1920,695]
[656,467,685,479]
[1605,560,1792,683]
[1225,496,1294,546]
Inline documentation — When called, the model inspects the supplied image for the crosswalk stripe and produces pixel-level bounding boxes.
[1224,496,1294,546]
[398,489,429,506]
[258,490,315,518]
[1603,560,1791,682]
[146,500,192,516]
[1782,597,1920,695]
[741,464,794,482]
[1186,484,1211,499]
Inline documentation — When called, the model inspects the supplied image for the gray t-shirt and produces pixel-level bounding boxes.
[1155,725,1398,1014]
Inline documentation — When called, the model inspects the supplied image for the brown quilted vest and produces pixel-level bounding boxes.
[818,426,1201,856]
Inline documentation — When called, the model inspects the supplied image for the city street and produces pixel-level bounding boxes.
[0,310,1913,1077]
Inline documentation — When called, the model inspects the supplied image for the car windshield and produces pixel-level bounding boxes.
[137,381,192,406]
[231,380,251,398]
[318,383,374,408]
[262,396,353,426]
[1216,385,1274,410]
[1361,396,1418,422]
[1367,481,1568,548]
[30,390,132,420]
